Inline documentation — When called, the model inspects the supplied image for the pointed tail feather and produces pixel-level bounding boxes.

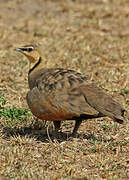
[80,83,126,123]
[114,117,124,124]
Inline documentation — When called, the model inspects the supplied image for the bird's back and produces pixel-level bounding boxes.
[27,68,99,121]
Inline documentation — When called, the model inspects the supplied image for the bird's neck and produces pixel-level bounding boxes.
[28,57,46,89]
[28,57,44,75]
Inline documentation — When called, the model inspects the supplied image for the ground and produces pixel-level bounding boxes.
[0,0,129,179]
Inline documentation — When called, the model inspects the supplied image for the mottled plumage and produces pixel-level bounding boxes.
[14,45,126,136]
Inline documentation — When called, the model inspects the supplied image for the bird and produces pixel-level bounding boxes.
[14,44,126,136]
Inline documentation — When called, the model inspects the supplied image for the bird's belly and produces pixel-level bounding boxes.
[28,101,77,121]
[31,107,77,121]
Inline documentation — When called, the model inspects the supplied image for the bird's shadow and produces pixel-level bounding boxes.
[2,125,69,142]
[2,125,105,143]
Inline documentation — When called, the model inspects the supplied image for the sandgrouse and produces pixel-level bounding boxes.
[14,44,126,136]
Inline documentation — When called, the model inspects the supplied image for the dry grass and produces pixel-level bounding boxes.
[0,0,129,179]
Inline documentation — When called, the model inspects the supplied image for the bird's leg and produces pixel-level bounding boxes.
[72,120,82,137]
[53,121,61,137]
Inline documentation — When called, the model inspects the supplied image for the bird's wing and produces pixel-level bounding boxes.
[27,68,126,123]
[27,69,99,121]
[79,82,126,123]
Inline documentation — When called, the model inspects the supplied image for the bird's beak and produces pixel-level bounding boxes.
[14,47,23,52]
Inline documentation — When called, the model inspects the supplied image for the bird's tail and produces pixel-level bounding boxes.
[79,83,126,124]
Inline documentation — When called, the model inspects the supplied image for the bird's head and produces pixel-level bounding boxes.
[14,44,41,64]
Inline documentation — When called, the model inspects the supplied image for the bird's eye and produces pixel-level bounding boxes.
[27,48,33,52]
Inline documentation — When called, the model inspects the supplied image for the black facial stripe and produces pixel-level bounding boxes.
[28,48,33,52]
[20,48,28,51]
[20,47,34,52]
